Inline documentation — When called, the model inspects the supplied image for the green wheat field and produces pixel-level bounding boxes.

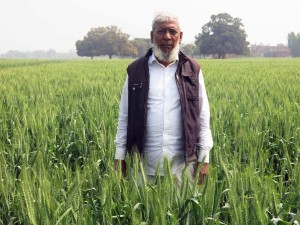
[0,58,299,225]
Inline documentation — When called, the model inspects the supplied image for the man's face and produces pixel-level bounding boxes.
[151,21,182,53]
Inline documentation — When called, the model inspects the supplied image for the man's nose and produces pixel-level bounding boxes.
[163,30,172,40]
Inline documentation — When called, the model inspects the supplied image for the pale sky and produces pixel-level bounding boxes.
[1,0,299,53]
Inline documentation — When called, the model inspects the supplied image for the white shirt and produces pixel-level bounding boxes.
[114,53,213,175]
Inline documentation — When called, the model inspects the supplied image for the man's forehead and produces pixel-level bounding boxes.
[155,21,180,30]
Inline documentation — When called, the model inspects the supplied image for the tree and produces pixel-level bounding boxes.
[46,49,57,58]
[76,26,137,59]
[180,43,198,57]
[288,32,300,57]
[131,38,151,57]
[195,13,249,58]
[1,50,27,59]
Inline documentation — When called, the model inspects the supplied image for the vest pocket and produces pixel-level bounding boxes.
[187,95,199,101]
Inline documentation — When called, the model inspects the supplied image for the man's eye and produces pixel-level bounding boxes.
[157,30,178,35]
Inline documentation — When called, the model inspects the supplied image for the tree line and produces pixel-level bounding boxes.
[76,13,300,59]
[288,32,300,57]
[0,49,79,59]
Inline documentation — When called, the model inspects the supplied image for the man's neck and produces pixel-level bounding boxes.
[155,57,174,67]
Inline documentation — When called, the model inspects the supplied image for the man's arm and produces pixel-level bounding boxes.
[114,77,129,177]
[196,69,213,184]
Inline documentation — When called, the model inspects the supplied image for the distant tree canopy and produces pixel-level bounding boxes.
[76,26,137,59]
[288,32,300,57]
[131,38,152,57]
[0,49,78,59]
[180,43,198,57]
[195,13,250,58]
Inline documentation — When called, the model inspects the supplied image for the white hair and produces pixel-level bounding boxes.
[152,11,181,31]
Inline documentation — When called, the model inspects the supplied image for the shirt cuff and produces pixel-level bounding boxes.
[198,148,210,163]
[115,147,127,160]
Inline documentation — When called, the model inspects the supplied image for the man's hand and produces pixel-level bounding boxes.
[114,159,126,177]
[193,162,209,185]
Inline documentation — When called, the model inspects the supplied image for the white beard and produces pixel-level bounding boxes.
[152,41,180,63]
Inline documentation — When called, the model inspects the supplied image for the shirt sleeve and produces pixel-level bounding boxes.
[114,77,128,160]
[197,69,213,163]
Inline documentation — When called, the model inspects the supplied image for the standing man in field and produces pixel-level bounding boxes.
[114,11,213,185]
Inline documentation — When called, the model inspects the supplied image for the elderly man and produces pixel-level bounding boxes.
[114,11,213,185]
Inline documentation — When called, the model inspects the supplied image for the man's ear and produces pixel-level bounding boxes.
[150,31,154,43]
[179,32,183,44]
